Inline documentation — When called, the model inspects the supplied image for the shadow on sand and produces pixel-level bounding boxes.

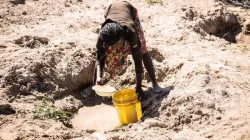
[140,86,174,121]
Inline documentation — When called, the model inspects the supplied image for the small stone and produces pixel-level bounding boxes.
[92,27,100,34]
[204,76,210,84]
[185,9,195,20]
[59,47,64,51]
[206,101,215,109]
[183,117,191,124]
[173,127,179,131]
[217,107,223,113]
[221,90,228,96]
[64,3,70,7]
[206,88,212,93]
[181,8,187,11]
[194,109,203,115]
[192,115,201,121]
[165,112,171,117]
[205,134,213,138]
[216,116,222,120]
[22,11,27,15]
[171,107,178,115]
[164,100,171,107]
[221,48,226,51]
[195,101,203,107]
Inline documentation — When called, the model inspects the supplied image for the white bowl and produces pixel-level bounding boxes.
[92,85,117,97]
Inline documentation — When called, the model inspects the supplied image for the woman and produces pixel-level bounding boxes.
[94,1,164,100]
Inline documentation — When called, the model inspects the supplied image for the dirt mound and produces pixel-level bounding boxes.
[3,43,95,99]
[236,19,250,43]
[14,36,49,48]
[54,95,82,112]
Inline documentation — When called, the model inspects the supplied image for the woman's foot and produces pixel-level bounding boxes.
[153,83,172,94]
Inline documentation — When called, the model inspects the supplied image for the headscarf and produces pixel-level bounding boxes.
[100,22,123,45]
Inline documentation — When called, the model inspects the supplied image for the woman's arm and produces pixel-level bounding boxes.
[94,35,106,85]
[125,27,146,100]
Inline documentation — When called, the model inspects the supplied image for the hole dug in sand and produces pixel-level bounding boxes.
[194,12,241,43]
[72,104,120,132]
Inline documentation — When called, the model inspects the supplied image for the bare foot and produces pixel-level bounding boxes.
[153,84,173,94]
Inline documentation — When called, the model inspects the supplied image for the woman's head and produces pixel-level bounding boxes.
[100,22,123,45]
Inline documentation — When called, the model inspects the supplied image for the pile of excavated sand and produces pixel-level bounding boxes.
[0,0,250,139]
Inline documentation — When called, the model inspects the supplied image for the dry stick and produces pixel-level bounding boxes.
[25,38,35,48]
[222,30,231,39]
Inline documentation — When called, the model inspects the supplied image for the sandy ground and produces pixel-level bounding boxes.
[0,0,250,139]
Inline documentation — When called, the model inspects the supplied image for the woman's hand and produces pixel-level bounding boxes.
[96,76,104,85]
[95,62,105,85]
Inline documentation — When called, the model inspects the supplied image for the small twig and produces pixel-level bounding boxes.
[222,30,231,39]
[24,38,35,48]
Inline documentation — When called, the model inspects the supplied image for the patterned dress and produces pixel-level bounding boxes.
[105,40,131,78]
